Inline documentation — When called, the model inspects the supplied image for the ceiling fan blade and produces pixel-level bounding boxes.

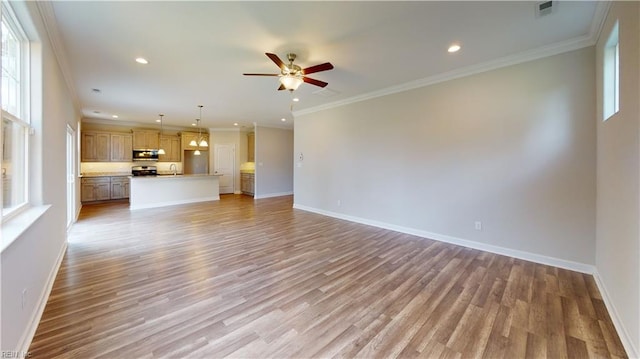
[243,73,279,76]
[302,62,334,75]
[266,53,285,70]
[303,77,328,88]
[277,84,286,91]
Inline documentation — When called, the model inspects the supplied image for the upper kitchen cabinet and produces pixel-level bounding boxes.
[81,131,111,162]
[247,132,255,162]
[132,130,160,150]
[158,135,181,162]
[182,131,209,151]
[82,131,134,162]
[110,133,133,162]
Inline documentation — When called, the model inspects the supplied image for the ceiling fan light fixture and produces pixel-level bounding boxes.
[280,75,303,91]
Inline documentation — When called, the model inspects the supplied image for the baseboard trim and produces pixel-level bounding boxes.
[292,203,595,274]
[17,239,68,354]
[592,270,639,359]
[254,191,293,200]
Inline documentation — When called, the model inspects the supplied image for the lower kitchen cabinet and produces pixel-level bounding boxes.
[81,177,111,202]
[110,177,130,199]
[241,172,254,196]
[81,176,130,202]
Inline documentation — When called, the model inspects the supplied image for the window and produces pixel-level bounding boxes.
[1,0,30,218]
[603,21,619,121]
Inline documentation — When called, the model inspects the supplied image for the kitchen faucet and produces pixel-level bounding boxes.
[169,163,177,176]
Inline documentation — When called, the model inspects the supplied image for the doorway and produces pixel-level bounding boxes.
[66,125,76,229]
[214,143,235,194]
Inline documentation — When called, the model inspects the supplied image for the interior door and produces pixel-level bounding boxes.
[66,126,76,228]
[214,144,235,194]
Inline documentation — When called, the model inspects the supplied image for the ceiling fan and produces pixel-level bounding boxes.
[243,53,334,91]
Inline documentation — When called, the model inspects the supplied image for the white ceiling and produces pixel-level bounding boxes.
[45,1,605,129]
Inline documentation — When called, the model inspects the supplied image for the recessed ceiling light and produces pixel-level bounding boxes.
[281,118,287,122]
[192,123,196,126]
[292,98,299,102]
[135,57,149,64]
[448,44,461,53]
[233,123,238,126]
[112,115,118,118]
[155,119,161,123]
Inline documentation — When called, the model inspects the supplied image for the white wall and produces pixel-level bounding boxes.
[295,47,596,266]
[255,127,293,198]
[595,2,640,357]
[1,1,80,352]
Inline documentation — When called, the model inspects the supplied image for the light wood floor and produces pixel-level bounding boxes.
[30,195,627,358]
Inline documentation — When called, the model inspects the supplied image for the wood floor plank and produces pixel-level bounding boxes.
[28,195,628,358]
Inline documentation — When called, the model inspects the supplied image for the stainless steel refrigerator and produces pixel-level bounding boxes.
[183,150,209,174]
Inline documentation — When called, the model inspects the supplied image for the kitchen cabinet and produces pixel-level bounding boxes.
[110,134,133,162]
[82,176,130,202]
[110,177,130,199]
[241,172,254,196]
[158,135,181,162]
[82,131,132,162]
[182,131,209,150]
[133,130,160,150]
[247,132,255,162]
[81,177,111,202]
[81,131,111,162]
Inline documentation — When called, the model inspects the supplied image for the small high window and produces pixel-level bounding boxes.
[603,21,619,121]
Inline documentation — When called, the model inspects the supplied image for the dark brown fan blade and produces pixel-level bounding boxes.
[302,62,334,75]
[266,53,285,70]
[243,73,279,76]
[303,77,328,88]
[277,84,286,91]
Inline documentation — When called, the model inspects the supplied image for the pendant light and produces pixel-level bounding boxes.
[189,105,208,148]
[157,114,166,155]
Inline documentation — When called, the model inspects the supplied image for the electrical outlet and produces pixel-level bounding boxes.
[475,221,482,231]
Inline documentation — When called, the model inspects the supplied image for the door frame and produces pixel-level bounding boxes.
[214,143,236,194]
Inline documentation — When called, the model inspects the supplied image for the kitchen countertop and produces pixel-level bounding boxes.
[130,173,222,180]
[80,172,131,178]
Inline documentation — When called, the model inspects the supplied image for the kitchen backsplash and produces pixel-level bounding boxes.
[81,162,184,174]
[240,162,255,171]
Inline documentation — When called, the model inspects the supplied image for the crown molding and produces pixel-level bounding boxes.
[295,3,611,118]
[34,0,81,114]
[256,123,294,131]
[589,1,612,44]
[209,127,241,132]
[295,32,600,118]
[81,117,192,132]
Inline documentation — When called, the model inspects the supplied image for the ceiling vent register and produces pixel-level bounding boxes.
[536,1,556,17]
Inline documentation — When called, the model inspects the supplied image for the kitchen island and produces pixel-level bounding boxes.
[129,174,221,210]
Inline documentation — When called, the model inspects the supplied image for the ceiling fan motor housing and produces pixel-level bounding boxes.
[283,53,303,76]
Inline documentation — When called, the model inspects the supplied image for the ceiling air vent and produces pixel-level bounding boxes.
[536,1,556,17]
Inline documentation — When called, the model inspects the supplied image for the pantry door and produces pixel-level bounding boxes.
[214,143,235,194]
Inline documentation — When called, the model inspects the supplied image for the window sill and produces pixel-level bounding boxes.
[1,205,51,253]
